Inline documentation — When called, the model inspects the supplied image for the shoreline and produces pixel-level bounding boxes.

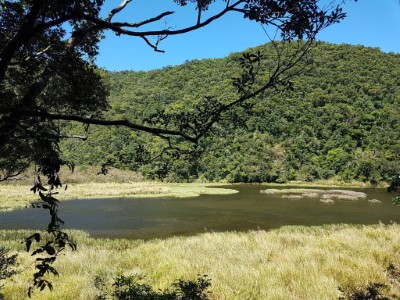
[0,180,386,212]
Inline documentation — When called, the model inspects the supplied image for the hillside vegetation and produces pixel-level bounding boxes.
[61,42,400,183]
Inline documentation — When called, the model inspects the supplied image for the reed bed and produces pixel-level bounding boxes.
[260,188,325,194]
[261,188,370,202]
[320,199,335,204]
[282,195,304,200]
[321,194,361,201]
[368,199,383,204]
[325,190,367,198]
[259,189,280,194]
[302,192,320,198]
[2,224,400,299]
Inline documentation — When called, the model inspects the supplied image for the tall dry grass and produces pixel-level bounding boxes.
[2,224,400,299]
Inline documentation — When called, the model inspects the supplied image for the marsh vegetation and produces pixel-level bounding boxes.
[2,224,400,299]
[1,182,398,298]
[261,188,368,203]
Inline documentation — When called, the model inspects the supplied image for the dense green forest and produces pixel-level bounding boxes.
[61,42,400,183]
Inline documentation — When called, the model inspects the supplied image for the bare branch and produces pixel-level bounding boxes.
[197,4,202,25]
[9,45,51,66]
[106,0,133,22]
[77,1,246,38]
[113,11,175,28]
[58,135,88,141]
[34,13,77,32]
[0,161,31,182]
[140,36,165,53]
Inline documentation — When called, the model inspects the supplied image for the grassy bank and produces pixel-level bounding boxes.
[0,182,238,211]
[1,224,400,299]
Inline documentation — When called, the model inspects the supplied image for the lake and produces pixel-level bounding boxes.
[0,185,399,239]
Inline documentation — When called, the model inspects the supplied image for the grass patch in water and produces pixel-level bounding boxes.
[0,182,238,212]
[282,194,304,200]
[261,188,369,202]
[368,199,383,204]
[320,199,335,204]
[261,179,385,188]
[260,188,326,194]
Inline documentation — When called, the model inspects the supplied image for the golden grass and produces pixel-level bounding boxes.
[0,182,238,211]
[2,224,400,299]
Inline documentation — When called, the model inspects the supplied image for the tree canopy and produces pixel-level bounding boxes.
[0,0,350,181]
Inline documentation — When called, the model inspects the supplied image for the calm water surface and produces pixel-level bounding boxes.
[0,185,399,239]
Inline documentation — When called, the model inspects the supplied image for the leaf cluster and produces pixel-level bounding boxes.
[25,171,77,297]
[244,0,350,40]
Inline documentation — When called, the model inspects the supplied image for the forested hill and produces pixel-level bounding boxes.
[61,42,400,183]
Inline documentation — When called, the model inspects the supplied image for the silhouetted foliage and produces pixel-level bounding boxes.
[0,248,19,299]
[26,168,77,297]
[338,283,390,300]
[95,274,211,300]
[388,176,400,193]
[172,275,211,300]
[338,264,400,300]
[388,175,400,206]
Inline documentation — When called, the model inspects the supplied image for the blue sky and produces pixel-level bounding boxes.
[95,0,400,71]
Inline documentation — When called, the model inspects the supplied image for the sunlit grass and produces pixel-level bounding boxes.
[2,224,400,299]
[0,182,238,211]
[55,182,238,200]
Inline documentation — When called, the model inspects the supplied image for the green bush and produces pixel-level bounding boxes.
[95,274,211,300]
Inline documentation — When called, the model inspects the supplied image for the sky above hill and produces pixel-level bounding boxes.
[95,0,400,71]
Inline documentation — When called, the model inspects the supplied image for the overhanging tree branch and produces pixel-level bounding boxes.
[106,0,133,22]
[3,109,198,143]
[75,0,246,37]
[113,11,175,28]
